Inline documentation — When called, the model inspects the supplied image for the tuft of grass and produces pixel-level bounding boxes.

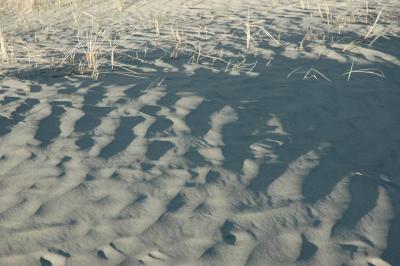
[77,28,107,80]
[170,26,182,59]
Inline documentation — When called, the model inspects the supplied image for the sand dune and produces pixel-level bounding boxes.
[1,0,400,265]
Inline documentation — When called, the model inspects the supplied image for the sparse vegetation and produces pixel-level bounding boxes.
[0,0,398,80]
[0,0,87,14]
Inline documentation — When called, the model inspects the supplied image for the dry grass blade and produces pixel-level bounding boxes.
[300,0,305,9]
[154,17,160,40]
[343,68,385,79]
[347,59,355,81]
[303,67,331,82]
[256,26,282,46]
[0,28,9,62]
[364,8,383,40]
[287,67,303,78]
[245,9,251,50]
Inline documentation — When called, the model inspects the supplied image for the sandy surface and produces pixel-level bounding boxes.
[1,0,400,265]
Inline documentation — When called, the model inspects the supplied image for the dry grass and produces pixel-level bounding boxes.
[0,28,9,62]
[0,0,397,80]
[77,28,108,79]
[245,9,251,50]
[0,0,87,13]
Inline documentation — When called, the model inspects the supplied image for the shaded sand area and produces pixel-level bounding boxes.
[0,0,400,265]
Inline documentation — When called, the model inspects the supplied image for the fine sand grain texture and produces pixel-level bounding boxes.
[0,0,400,265]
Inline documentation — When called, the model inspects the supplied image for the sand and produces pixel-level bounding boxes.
[0,0,400,265]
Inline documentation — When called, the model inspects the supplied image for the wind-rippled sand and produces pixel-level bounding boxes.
[1,0,400,265]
